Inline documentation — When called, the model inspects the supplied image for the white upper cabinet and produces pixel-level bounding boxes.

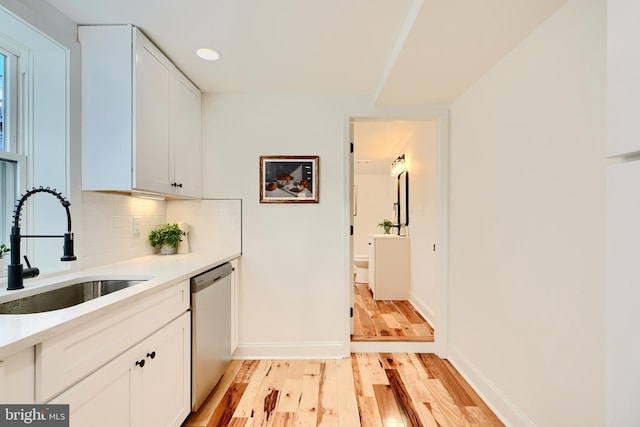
[607,0,640,157]
[79,25,202,198]
[170,73,202,198]
[133,33,172,195]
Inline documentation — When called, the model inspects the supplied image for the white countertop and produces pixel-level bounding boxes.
[0,252,239,359]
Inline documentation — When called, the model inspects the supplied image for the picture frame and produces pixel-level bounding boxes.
[260,155,319,203]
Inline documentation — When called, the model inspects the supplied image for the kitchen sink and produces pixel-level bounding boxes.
[0,279,148,314]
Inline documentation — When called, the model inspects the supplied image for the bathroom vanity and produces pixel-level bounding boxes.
[368,235,410,300]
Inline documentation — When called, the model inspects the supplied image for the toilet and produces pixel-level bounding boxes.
[353,254,369,283]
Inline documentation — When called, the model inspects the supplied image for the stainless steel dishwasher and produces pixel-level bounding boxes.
[190,262,233,412]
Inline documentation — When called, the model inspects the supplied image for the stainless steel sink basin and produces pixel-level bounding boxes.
[0,279,148,314]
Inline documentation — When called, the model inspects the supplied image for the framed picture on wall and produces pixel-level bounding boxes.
[260,155,319,203]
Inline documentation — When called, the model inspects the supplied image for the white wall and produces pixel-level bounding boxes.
[353,173,394,255]
[404,122,438,324]
[448,0,605,425]
[202,93,362,358]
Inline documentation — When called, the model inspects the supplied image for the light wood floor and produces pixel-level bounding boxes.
[183,353,503,426]
[352,283,434,342]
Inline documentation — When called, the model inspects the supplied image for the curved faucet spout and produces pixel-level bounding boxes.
[7,187,77,290]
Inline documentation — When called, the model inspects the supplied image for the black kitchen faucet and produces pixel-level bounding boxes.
[6,187,77,290]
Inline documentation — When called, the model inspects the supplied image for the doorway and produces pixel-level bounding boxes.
[348,113,449,354]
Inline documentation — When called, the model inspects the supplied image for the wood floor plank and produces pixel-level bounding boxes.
[183,360,244,427]
[412,324,435,338]
[373,384,406,425]
[417,354,475,407]
[356,353,389,396]
[371,312,399,337]
[335,357,361,426]
[317,360,339,426]
[425,379,469,427]
[277,378,303,413]
[236,360,263,383]
[393,312,420,337]
[385,368,423,427]
[207,383,248,427]
[249,361,290,426]
[233,361,273,418]
[396,301,427,324]
[357,305,377,337]
[294,362,321,426]
[188,355,504,427]
[381,313,403,331]
[352,283,434,343]
[376,300,396,314]
[356,395,385,427]
[439,359,505,426]
[227,418,252,427]
[270,412,296,426]
[395,353,433,403]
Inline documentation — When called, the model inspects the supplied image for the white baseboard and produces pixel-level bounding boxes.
[233,341,348,360]
[409,292,436,328]
[447,345,535,427]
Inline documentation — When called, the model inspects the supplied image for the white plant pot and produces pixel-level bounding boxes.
[160,244,176,255]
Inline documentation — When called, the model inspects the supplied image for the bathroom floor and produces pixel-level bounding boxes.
[352,282,435,342]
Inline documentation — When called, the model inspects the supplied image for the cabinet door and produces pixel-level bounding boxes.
[0,347,35,404]
[140,313,191,427]
[133,30,172,194]
[50,345,141,427]
[170,74,202,198]
[607,0,640,157]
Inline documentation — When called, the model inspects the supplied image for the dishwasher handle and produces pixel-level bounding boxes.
[191,262,233,293]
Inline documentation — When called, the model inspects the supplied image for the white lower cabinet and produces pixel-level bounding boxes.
[50,313,190,427]
[0,347,36,404]
[368,235,411,300]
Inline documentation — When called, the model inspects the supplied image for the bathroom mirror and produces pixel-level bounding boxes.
[397,170,409,233]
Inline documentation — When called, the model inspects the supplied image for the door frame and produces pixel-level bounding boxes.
[344,106,450,356]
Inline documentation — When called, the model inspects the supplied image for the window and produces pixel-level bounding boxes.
[1,48,17,246]
[0,42,26,252]
[1,5,71,276]
[0,52,4,151]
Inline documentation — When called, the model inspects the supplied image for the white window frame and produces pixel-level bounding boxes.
[0,38,29,251]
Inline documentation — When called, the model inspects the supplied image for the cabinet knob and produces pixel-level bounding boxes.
[136,359,145,368]
[177,183,183,188]
[147,351,156,359]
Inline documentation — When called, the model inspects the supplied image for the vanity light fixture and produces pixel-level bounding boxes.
[391,154,406,176]
[196,48,222,61]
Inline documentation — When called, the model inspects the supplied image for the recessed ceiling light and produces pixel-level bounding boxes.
[196,48,222,61]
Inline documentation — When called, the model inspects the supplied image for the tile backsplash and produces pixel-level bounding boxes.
[80,192,166,269]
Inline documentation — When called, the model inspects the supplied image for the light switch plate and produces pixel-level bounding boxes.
[133,216,141,235]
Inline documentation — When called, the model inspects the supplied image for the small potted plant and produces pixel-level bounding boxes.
[377,219,394,235]
[148,223,185,255]
[0,243,9,272]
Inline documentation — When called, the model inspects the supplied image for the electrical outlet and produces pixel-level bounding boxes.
[133,217,141,235]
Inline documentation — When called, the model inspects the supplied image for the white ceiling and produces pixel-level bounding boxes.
[45,0,567,105]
